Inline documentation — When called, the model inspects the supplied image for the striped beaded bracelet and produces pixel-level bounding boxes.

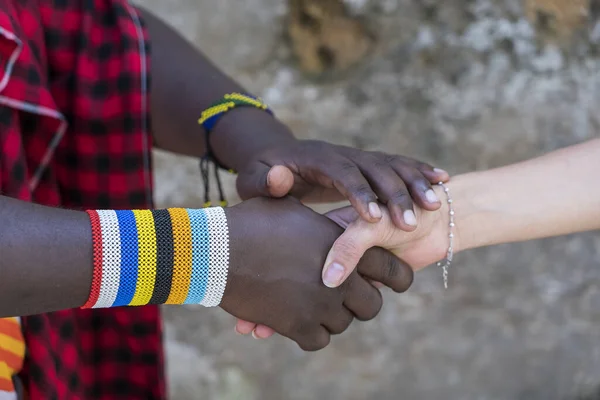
[198,93,274,207]
[82,207,230,309]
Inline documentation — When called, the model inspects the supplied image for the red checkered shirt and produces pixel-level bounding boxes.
[0,1,166,398]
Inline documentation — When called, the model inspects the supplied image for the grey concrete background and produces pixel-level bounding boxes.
[137,0,600,399]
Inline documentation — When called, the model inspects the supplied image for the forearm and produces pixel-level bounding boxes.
[139,8,295,170]
[451,139,600,252]
[0,197,233,316]
[0,196,92,317]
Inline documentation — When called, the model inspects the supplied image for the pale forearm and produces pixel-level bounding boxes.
[321,139,600,286]
[452,139,600,252]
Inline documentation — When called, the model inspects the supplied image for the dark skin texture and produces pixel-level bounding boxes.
[140,8,450,231]
[0,195,412,351]
[0,196,93,317]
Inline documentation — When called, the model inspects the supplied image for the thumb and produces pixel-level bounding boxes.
[237,164,294,199]
[322,219,379,288]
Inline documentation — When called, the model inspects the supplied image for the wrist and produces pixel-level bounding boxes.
[427,184,462,261]
[437,172,491,254]
[209,107,297,171]
[82,207,231,309]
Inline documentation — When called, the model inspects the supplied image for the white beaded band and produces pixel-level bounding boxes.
[95,210,122,308]
[436,182,455,289]
[200,207,230,307]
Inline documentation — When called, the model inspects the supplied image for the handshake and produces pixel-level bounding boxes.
[193,137,600,351]
[215,144,451,351]
[220,196,414,351]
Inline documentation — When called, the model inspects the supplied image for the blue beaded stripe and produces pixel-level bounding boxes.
[184,209,210,304]
[112,210,139,307]
[202,114,222,132]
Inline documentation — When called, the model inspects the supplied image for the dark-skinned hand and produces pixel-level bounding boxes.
[221,197,413,351]
[235,140,449,231]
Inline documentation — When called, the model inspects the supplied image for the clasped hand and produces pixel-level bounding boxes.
[216,141,450,350]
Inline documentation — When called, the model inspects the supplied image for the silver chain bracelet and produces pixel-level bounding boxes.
[436,182,454,289]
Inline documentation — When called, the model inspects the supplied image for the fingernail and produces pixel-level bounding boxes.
[323,263,346,288]
[266,170,272,186]
[425,189,439,203]
[235,327,243,335]
[252,330,260,339]
[368,202,382,219]
[434,168,448,175]
[403,210,417,226]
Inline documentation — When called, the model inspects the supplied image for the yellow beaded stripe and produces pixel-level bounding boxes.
[203,201,228,208]
[198,93,270,126]
[166,208,193,304]
[130,210,157,306]
[224,93,268,108]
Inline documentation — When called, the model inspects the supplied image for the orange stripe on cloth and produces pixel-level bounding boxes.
[0,320,23,343]
[0,349,22,374]
[0,317,24,386]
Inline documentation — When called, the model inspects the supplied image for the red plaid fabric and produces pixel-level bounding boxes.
[0,1,165,398]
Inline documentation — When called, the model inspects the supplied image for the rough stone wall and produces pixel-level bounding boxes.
[136,0,600,399]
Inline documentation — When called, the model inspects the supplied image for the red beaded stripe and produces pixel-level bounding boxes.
[83,210,103,309]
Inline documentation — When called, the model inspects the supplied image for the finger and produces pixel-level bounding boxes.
[236,163,295,200]
[417,164,450,183]
[296,186,347,203]
[253,324,276,339]
[357,247,413,293]
[322,156,382,224]
[392,164,441,212]
[322,308,354,335]
[295,326,331,352]
[324,206,359,229]
[342,275,383,321]
[235,319,257,335]
[322,218,378,288]
[266,165,295,198]
[236,161,272,199]
[358,162,418,230]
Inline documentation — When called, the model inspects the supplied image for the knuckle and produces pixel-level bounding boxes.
[363,292,383,321]
[373,151,397,165]
[369,249,414,293]
[349,184,375,201]
[379,253,400,281]
[299,340,318,352]
[293,317,315,337]
[391,154,416,166]
[406,173,432,190]
[362,153,388,169]
[315,334,331,350]
[383,153,398,165]
[333,240,362,262]
[316,299,333,316]
[328,322,346,335]
[388,190,411,206]
[393,263,414,293]
[416,161,433,171]
[331,317,353,335]
[300,333,330,352]
[337,160,359,174]
[338,274,355,296]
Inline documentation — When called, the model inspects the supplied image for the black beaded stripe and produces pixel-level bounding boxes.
[149,209,174,305]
